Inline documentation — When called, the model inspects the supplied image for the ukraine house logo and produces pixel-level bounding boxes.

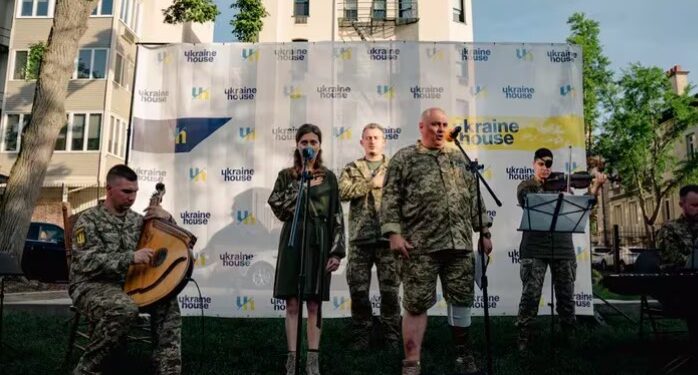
[226,86,257,101]
[332,296,351,311]
[560,84,576,97]
[284,85,303,99]
[238,127,256,142]
[367,47,400,61]
[236,296,255,311]
[576,246,590,262]
[334,47,352,60]
[236,210,257,225]
[189,167,206,182]
[156,51,172,64]
[547,49,578,63]
[502,85,535,100]
[471,85,488,97]
[242,48,260,62]
[192,87,210,100]
[377,85,395,99]
[173,127,187,145]
[184,48,216,63]
[461,47,491,61]
[425,46,444,61]
[515,48,534,61]
[334,126,352,140]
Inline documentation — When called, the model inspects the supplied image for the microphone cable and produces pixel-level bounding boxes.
[186,277,206,374]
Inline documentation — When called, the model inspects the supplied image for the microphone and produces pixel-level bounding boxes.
[302,147,316,160]
[445,126,462,142]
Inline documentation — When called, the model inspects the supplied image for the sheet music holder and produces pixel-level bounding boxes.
[517,192,595,357]
[518,193,595,234]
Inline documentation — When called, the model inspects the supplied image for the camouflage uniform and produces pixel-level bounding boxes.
[515,178,578,339]
[656,215,698,353]
[380,141,489,314]
[69,204,182,375]
[339,156,401,346]
[656,215,698,270]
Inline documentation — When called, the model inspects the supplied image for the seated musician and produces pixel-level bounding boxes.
[69,164,181,375]
[656,184,698,355]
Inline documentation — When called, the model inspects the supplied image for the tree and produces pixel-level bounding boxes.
[566,12,613,155]
[597,64,698,244]
[0,0,219,264]
[230,0,268,42]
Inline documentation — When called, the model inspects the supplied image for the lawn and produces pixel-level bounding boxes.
[0,308,694,375]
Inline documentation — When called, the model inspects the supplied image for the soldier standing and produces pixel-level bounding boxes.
[381,108,493,375]
[339,123,401,350]
[656,184,698,355]
[515,148,605,352]
[69,164,181,375]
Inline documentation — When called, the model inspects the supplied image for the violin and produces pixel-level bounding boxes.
[543,171,620,192]
[543,171,593,192]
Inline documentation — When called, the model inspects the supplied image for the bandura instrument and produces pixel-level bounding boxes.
[123,183,197,307]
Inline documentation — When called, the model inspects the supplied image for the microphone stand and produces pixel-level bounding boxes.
[451,135,501,375]
[288,154,313,375]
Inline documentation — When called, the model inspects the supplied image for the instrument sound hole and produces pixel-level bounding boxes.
[152,248,168,267]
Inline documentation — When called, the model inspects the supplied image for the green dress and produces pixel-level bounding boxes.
[268,167,346,300]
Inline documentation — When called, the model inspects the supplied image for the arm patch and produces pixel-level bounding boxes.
[75,227,86,248]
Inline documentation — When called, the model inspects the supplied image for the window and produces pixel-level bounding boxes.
[452,0,465,22]
[59,113,102,151]
[91,0,113,16]
[108,116,128,157]
[120,0,142,33]
[613,205,623,227]
[399,0,415,19]
[373,0,386,20]
[12,51,36,80]
[344,0,357,20]
[113,53,133,88]
[686,133,695,158]
[55,122,67,151]
[294,0,309,17]
[1,114,31,152]
[19,0,52,17]
[74,49,108,79]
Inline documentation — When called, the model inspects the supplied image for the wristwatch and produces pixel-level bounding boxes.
[481,231,491,239]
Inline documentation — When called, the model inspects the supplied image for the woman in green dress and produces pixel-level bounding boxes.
[268,124,346,375]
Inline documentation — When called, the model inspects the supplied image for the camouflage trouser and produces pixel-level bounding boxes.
[401,250,474,314]
[346,243,401,341]
[72,283,182,375]
[516,258,577,329]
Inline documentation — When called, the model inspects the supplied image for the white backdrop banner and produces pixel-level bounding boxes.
[130,42,591,318]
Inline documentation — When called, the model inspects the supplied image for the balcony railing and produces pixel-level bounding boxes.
[338,0,419,27]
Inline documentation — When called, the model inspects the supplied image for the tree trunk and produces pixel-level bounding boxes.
[0,0,96,263]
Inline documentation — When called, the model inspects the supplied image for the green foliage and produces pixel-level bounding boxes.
[230,0,268,42]
[598,63,698,229]
[25,42,46,81]
[162,0,220,24]
[566,12,613,154]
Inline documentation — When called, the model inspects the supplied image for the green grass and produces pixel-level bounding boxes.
[592,269,641,301]
[0,311,695,374]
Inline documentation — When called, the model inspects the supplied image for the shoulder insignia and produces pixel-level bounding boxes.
[75,227,86,248]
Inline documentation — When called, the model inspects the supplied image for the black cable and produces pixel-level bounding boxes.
[187,277,205,374]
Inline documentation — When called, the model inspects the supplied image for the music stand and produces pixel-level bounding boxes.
[518,193,595,354]
[0,252,24,358]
